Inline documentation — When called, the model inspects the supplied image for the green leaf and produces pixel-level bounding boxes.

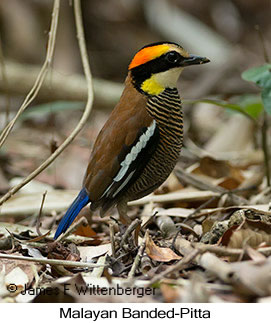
[241,64,271,88]
[184,99,257,122]
[262,88,271,115]
[237,94,263,119]
[242,65,271,115]
[243,102,264,118]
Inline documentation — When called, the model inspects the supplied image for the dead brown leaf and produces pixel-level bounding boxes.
[220,217,271,249]
[26,230,51,242]
[145,232,181,262]
[199,156,231,178]
[74,223,97,238]
[192,156,244,190]
[38,241,80,262]
[216,177,241,190]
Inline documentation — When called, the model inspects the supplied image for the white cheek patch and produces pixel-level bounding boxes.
[101,120,156,198]
[153,67,183,88]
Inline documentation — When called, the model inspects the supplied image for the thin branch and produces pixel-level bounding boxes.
[0,0,60,148]
[255,25,270,187]
[109,223,116,258]
[198,251,236,283]
[149,249,200,286]
[36,191,47,236]
[184,99,258,125]
[0,61,122,109]
[128,230,148,279]
[129,190,220,206]
[174,238,238,283]
[0,0,94,206]
[0,253,105,269]
[58,216,88,242]
[120,219,142,248]
[261,111,270,186]
[194,243,271,258]
[175,166,248,206]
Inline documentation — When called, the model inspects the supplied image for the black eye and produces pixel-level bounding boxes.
[165,51,180,63]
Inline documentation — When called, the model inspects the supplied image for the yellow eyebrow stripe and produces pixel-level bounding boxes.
[129,44,170,70]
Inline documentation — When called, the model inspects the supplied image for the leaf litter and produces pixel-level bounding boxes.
[1,152,271,303]
[1,140,271,303]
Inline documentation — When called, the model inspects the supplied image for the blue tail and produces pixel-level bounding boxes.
[54,188,90,239]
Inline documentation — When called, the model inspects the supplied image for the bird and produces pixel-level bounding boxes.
[54,41,209,239]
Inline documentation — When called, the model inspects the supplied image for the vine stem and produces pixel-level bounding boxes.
[256,25,270,187]
[262,111,270,186]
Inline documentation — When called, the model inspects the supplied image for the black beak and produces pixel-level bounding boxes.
[181,54,210,67]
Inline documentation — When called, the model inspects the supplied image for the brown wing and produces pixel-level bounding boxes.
[83,73,153,203]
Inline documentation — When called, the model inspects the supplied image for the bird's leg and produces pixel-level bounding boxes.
[117,200,132,225]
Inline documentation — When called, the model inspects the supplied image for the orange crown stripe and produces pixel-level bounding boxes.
[129,44,170,70]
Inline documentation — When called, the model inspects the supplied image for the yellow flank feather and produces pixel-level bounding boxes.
[141,76,165,95]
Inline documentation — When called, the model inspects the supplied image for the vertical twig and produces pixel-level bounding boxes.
[261,111,270,186]
[0,0,60,148]
[36,191,47,236]
[128,230,148,279]
[256,25,270,187]
[0,0,94,206]
[109,223,116,258]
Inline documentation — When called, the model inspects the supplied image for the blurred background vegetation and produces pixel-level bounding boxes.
[1,1,271,304]
[0,0,270,194]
